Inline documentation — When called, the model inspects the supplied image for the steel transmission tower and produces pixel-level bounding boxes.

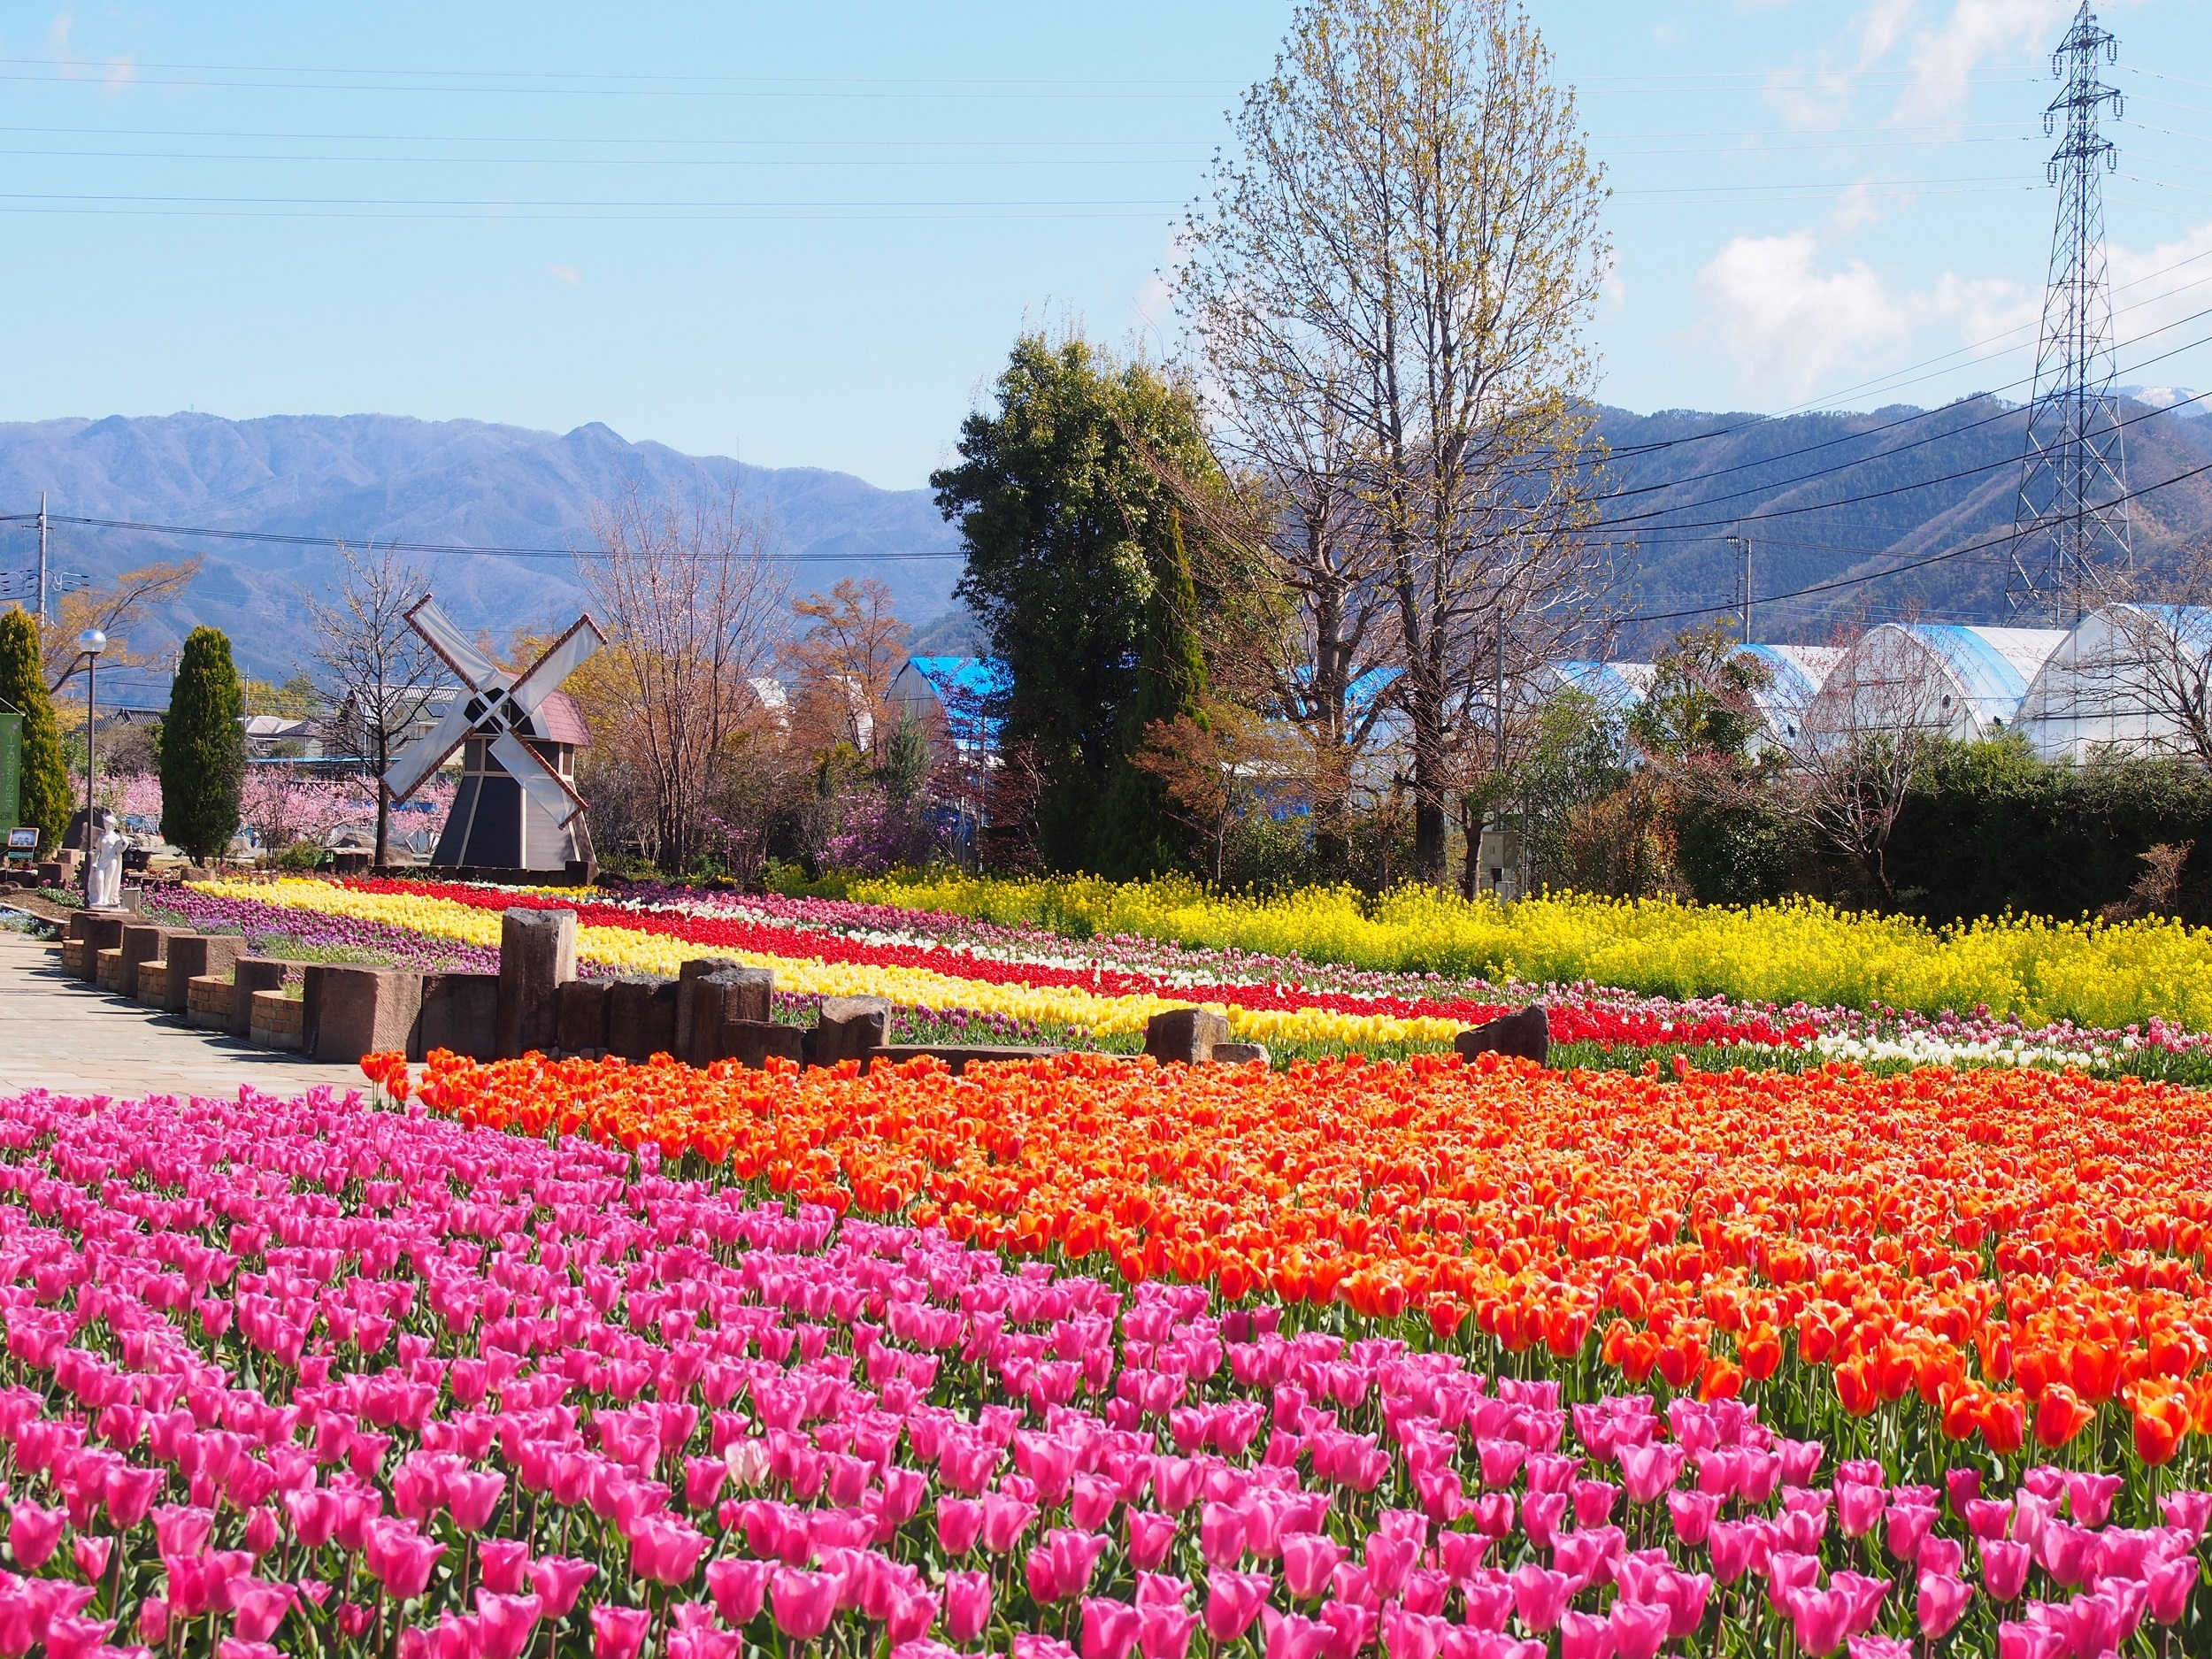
[2006,2,2130,622]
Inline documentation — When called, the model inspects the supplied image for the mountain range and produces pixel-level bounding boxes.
[1593,394,2212,654]
[0,413,966,688]
[2,400,2208,690]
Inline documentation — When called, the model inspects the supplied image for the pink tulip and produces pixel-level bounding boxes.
[530,1556,598,1621]
[1845,1639,1912,1659]
[1617,1444,1684,1506]
[232,1581,297,1642]
[1083,1597,1143,1659]
[1781,1586,1854,1656]
[10,1503,65,1571]
[591,1604,651,1659]
[364,1518,445,1601]
[475,1591,544,1659]
[979,1494,1037,1555]
[1205,1570,1272,1642]
[2063,1472,2122,1528]
[705,1557,772,1627]
[1379,1606,1448,1659]
[1555,1609,1612,1659]
[448,1471,506,1533]
[1199,1504,1248,1570]
[1520,1492,1567,1550]
[1261,1609,1328,1659]
[1945,1469,1983,1514]
[2147,1554,2196,1625]
[480,1540,533,1597]
[1509,1565,1574,1634]
[1836,1483,1886,1539]
[2162,1491,2212,1539]
[1029,1529,1109,1604]
[68,1535,110,1582]
[1138,1600,1200,1659]
[1978,1539,2032,1602]
[1666,1489,1718,1547]
[1125,1509,1178,1572]
[771,1568,841,1640]
[1916,1572,1971,1640]
[1282,1533,1348,1600]
[944,1569,992,1643]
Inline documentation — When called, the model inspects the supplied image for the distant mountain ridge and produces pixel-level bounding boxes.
[0,412,963,681]
[3,403,2208,687]
[1592,396,2212,652]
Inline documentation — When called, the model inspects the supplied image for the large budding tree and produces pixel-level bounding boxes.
[1180,0,1615,887]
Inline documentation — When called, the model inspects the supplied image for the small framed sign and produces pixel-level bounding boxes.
[4,827,36,864]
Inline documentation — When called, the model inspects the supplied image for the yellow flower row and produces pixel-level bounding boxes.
[192,879,1466,1048]
[829,872,2212,1031]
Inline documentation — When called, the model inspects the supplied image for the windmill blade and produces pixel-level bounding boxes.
[489,730,588,827]
[383,702,477,803]
[404,596,501,689]
[505,613,607,718]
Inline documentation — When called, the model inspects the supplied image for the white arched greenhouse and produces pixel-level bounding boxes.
[1805,624,2067,744]
[2014,604,2212,761]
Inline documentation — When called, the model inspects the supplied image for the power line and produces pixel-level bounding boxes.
[20,512,964,563]
[1594,375,2211,538]
[1597,316,2212,524]
[1624,453,2212,628]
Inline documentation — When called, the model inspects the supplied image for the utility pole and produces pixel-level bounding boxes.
[1728,533,1752,642]
[35,495,46,622]
[2008,1,2131,622]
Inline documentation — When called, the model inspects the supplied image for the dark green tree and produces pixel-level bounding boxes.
[933,332,1217,872]
[0,610,71,853]
[1095,508,1210,878]
[158,626,246,864]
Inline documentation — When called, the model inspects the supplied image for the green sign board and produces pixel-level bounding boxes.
[0,713,20,836]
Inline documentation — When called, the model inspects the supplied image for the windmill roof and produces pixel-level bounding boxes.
[533,689,592,748]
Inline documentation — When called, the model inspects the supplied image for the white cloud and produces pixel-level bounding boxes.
[1891,0,2068,127]
[1695,223,2034,396]
[548,265,582,286]
[2108,219,2212,346]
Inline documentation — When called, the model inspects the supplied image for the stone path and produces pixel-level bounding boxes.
[0,926,365,1101]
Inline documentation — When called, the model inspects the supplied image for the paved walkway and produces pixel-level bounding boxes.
[0,926,367,1101]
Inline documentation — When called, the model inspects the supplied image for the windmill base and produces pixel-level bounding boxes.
[422,860,598,889]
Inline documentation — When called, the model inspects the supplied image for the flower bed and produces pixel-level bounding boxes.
[0,1073,2200,1659]
[821,874,2212,1032]
[180,877,2212,1077]
[411,1047,2212,1484]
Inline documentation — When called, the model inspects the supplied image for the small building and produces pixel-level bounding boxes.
[888,657,1010,759]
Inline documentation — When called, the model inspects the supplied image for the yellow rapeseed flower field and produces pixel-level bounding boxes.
[837,872,2212,1029]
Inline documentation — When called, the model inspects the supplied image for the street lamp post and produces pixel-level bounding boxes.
[77,628,104,889]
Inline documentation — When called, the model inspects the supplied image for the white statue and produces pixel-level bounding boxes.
[86,816,126,910]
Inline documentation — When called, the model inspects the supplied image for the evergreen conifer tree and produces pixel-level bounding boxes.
[0,610,71,853]
[158,626,246,864]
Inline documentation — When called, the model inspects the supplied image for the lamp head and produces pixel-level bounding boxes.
[77,628,105,657]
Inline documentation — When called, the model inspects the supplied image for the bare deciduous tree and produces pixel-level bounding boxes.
[307,542,439,870]
[781,577,910,766]
[45,559,203,695]
[580,483,787,875]
[1764,626,1951,901]
[1179,0,1615,887]
[2043,550,2212,767]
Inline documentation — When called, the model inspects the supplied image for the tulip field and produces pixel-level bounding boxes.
[0,1051,2208,1659]
[169,876,2212,1078]
[15,869,2212,1656]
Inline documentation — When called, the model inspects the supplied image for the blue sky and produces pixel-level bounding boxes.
[0,0,2204,490]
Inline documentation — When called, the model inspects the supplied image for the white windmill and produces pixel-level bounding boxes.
[383,596,607,877]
